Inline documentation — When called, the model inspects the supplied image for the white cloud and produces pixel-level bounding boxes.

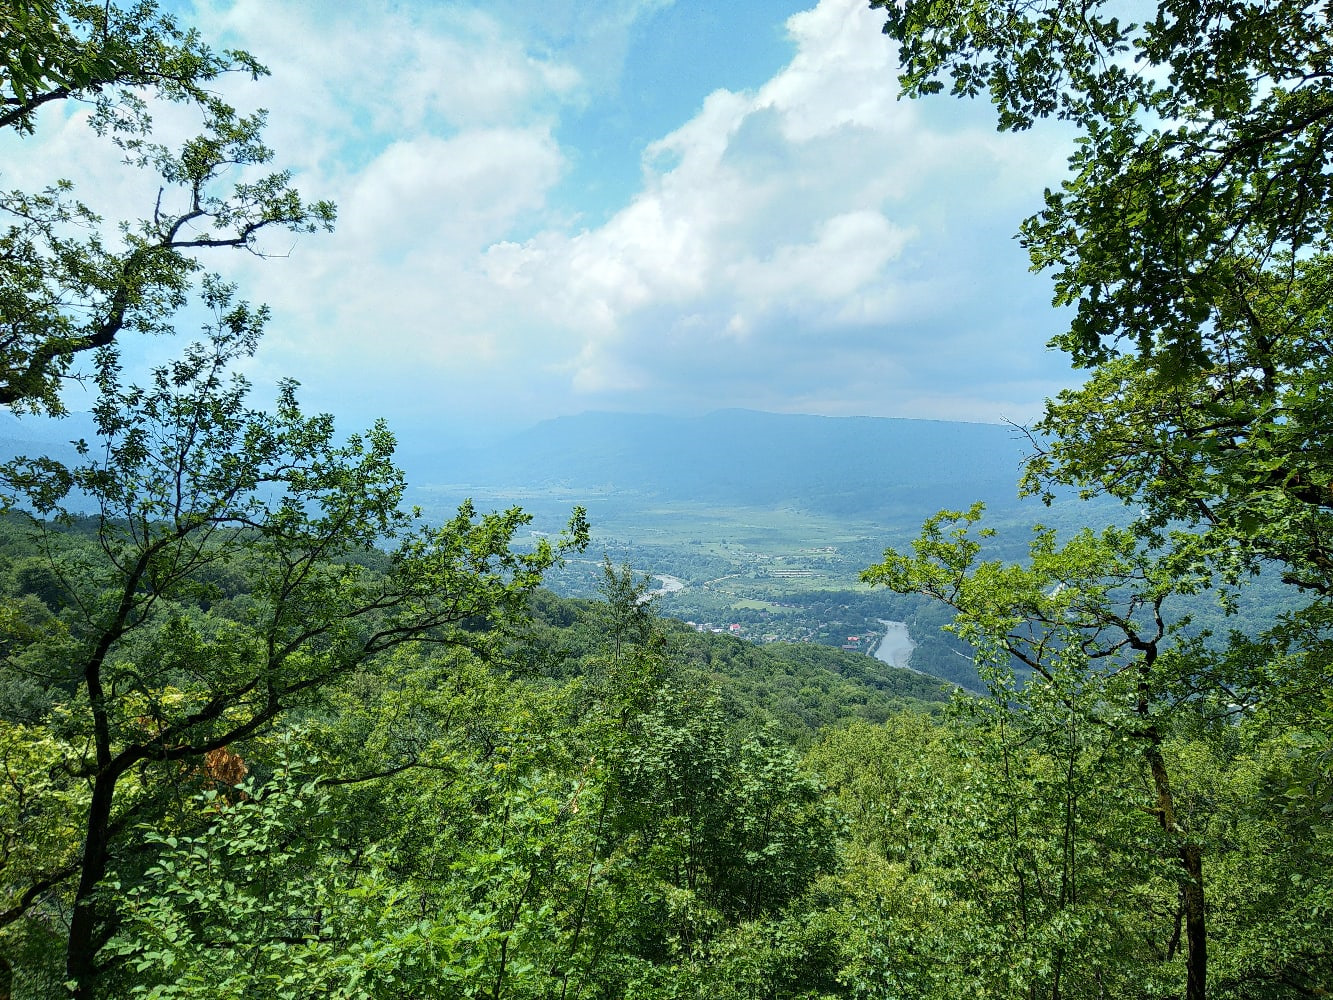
[193,0,582,135]
[760,0,906,140]
[730,210,913,314]
[4,0,1076,436]
[475,0,1071,423]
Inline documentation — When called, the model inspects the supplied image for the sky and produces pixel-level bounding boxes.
[7,0,1081,445]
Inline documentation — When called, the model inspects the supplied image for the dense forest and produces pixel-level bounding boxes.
[3,1,1333,999]
[2,509,1327,998]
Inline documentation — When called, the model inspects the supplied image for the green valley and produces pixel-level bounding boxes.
[4,1,1333,998]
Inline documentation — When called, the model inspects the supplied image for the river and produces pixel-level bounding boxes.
[649,574,685,596]
[874,619,917,671]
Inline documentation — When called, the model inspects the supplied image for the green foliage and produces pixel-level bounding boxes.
[862,506,1258,996]
[810,708,1207,999]
[875,0,1333,596]
[591,558,661,667]
[19,3,1333,996]
[1,0,335,412]
[674,630,951,738]
[0,312,587,995]
[515,588,952,740]
[68,577,852,999]
[864,8,1333,995]
[877,0,1333,358]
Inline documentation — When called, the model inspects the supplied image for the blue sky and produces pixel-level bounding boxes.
[8,0,1081,443]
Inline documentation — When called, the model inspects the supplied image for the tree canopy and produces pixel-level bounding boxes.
[0,299,589,995]
[1,0,334,412]
[874,0,1333,592]
[864,3,1333,997]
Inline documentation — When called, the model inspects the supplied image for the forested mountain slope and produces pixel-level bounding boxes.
[3,513,1319,998]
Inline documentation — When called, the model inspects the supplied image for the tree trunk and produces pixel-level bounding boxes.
[1180,841,1207,1000]
[1144,740,1206,1000]
[65,770,117,999]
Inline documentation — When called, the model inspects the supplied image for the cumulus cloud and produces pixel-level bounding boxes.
[3,0,1077,435]
[479,0,1072,424]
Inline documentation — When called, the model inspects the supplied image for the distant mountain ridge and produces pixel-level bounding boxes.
[0,411,97,467]
[1,408,1045,525]
[402,409,1037,521]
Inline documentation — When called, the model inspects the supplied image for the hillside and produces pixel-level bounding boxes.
[3,407,1128,693]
